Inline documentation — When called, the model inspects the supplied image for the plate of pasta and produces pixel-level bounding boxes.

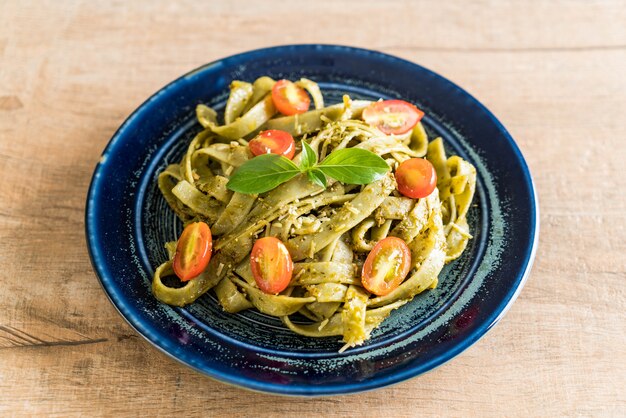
[86,45,538,395]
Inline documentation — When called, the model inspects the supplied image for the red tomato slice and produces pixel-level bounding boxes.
[361,237,411,296]
[271,79,310,116]
[250,237,293,294]
[362,100,424,135]
[173,222,213,281]
[394,158,437,199]
[248,130,296,159]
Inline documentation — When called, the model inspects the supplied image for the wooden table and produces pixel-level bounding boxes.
[1,1,624,416]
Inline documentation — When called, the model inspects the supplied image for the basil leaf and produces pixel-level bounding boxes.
[227,154,301,194]
[307,168,327,189]
[299,141,317,170]
[317,148,389,184]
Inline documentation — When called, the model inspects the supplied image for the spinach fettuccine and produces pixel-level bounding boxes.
[151,77,476,351]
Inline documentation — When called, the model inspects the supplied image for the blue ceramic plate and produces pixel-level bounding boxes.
[86,45,538,396]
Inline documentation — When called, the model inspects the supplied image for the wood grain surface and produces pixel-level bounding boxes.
[1,1,624,416]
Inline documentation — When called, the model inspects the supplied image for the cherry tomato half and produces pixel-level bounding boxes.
[362,99,424,135]
[271,79,310,116]
[361,237,411,296]
[248,130,296,159]
[250,237,293,294]
[394,158,437,199]
[173,222,213,281]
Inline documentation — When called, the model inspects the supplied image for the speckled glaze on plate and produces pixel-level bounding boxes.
[85,45,538,396]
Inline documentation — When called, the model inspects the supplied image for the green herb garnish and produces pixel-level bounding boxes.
[316,148,390,184]
[307,168,328,189]
[227,143,389,194]
[225,154,301,194]
[300,140,317,170]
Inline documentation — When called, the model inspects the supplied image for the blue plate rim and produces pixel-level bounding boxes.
[85,44,539,396]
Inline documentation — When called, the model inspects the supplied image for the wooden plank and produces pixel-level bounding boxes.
[0,0,624,416]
